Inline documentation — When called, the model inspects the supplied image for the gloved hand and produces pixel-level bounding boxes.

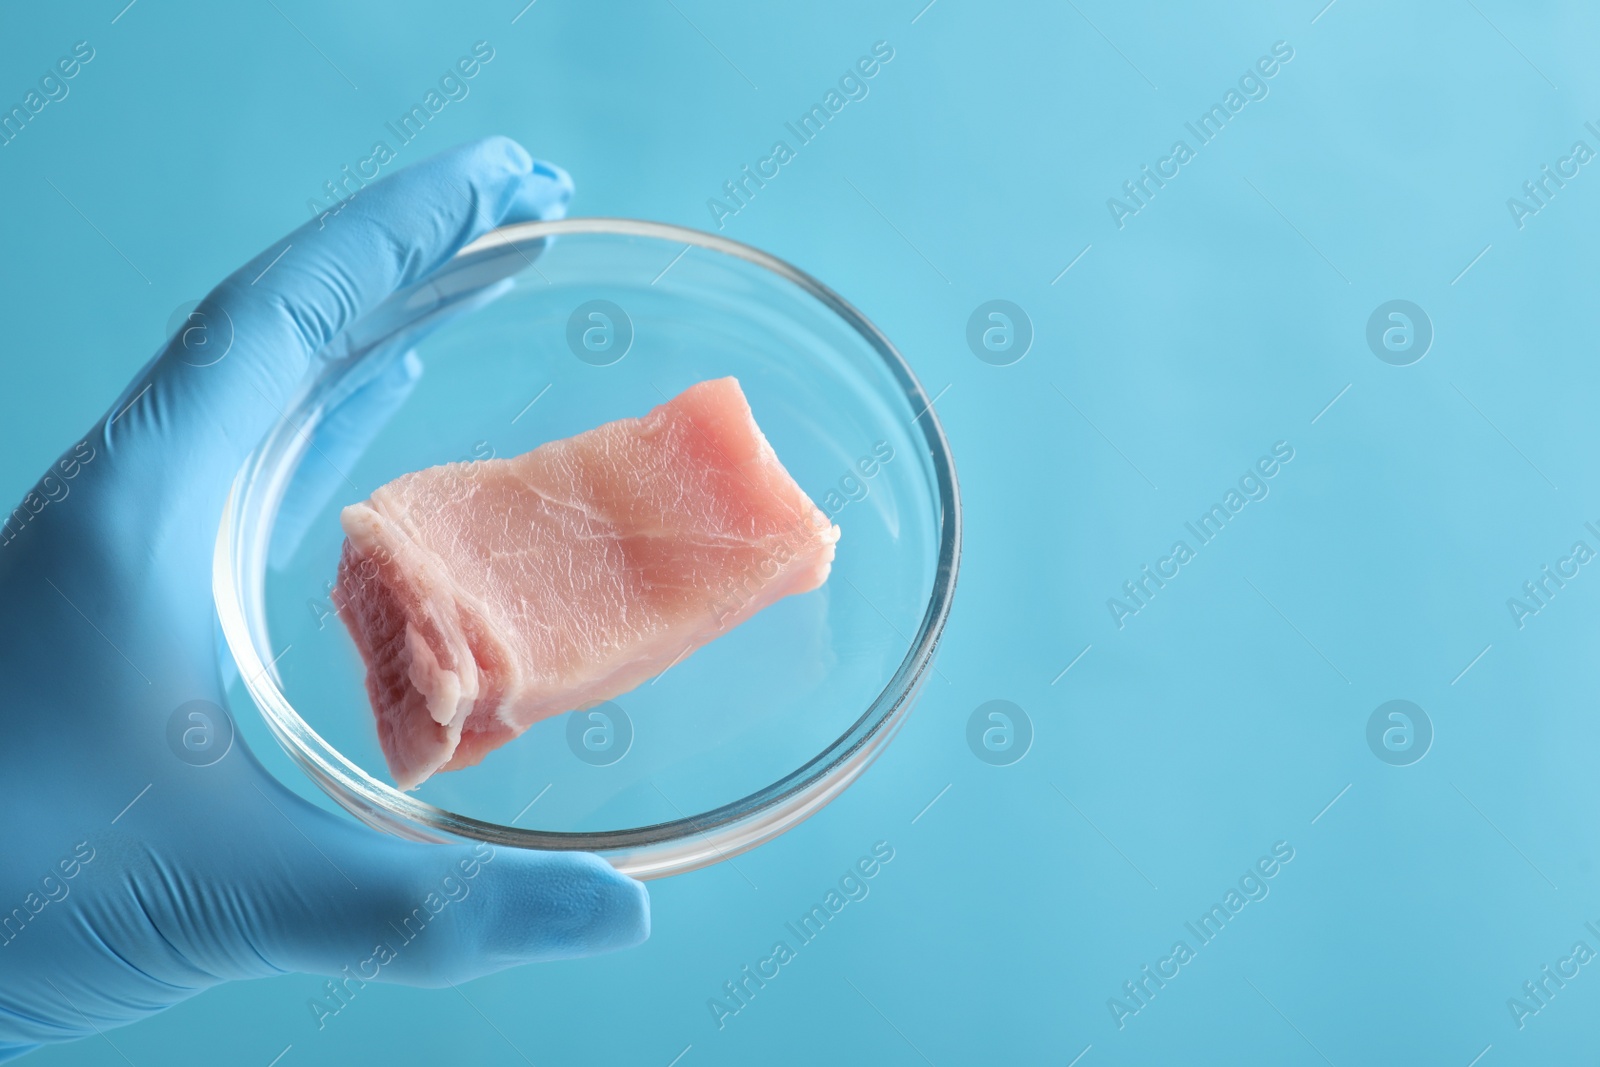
[0,136,649,1060]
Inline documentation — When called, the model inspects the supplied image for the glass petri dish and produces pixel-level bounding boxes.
[213,218,960,879]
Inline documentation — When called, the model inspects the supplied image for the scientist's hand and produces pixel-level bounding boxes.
[0,136,649,1060]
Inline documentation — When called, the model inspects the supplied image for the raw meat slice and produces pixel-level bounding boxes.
[335,377,840,790]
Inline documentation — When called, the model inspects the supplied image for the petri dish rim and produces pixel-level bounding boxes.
[213,216,962,878]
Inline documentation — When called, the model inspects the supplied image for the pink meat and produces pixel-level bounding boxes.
[335,377,840,790]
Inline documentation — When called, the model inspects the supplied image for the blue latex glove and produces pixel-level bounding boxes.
[0,137,649,1060]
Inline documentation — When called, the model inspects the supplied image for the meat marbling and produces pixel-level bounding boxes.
[334,377,840,790]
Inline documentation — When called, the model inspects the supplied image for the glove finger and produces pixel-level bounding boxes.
[266,346,423,571]
[507,158,573,222]
[267,261,535,571]
[233,789,649,988]
[89,136,569,548]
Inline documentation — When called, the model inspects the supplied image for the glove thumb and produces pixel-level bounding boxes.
[230,789,650,990]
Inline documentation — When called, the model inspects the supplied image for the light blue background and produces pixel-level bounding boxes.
[4,0,1598,1062]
